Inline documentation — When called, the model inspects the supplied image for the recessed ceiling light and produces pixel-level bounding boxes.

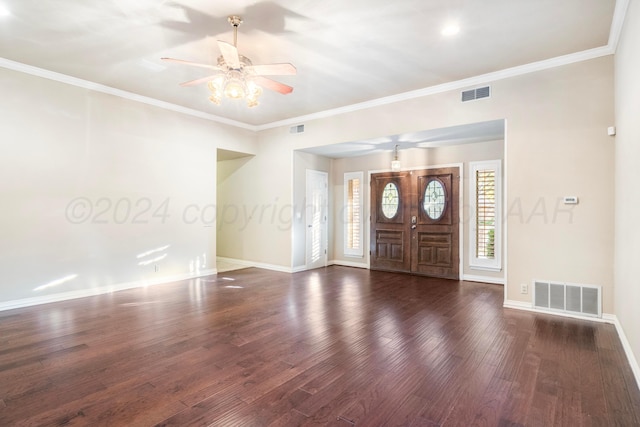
[0,4,11,17]
[442,23,460,37]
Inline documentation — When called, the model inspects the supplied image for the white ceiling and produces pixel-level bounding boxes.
[302,120,506,158]
[0,0,621,129]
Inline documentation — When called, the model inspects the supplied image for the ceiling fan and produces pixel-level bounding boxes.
[161,15,296,108]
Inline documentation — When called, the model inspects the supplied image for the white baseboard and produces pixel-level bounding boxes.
[218,258,366,273]
[504,300,640,392]
[462,274,505,285]
[503,299,614,324]
[606,314,640,392]
[218,257,369,274]
[216,257,295,274]
[503,299,533,310]
[0,268,218,312]
[329,260,369,269]
[216,257,369,273]
[292,260,369,272]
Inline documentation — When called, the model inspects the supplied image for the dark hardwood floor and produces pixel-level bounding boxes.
[1,266,639,426]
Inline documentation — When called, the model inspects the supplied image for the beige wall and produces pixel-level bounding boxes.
[278,56,615,312]
[614,0,640,383]
[0,67,256,304]
[330,140,504,282]
[216,127,295,268]
[216,154,254,259]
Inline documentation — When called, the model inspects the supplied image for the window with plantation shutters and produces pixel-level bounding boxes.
[344,172,364,257]
[347,178,361,248]
[476,170,495,258]
[470,160,502,271]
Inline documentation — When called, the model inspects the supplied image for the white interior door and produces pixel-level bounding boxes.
[306,169,328,269]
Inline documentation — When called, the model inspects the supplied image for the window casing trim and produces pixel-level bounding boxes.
[469,160,502,271]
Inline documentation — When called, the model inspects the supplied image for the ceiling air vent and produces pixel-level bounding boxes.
[290,124,305,134]
[461,86,491,102]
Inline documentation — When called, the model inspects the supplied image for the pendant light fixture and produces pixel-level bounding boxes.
[391,145,401,171]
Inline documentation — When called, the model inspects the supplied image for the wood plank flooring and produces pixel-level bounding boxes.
[0,266,639,426]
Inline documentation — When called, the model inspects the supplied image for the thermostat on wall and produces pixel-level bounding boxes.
[563,196,579,204]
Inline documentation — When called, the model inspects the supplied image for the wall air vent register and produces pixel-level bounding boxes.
[462,86,491,102]
[533,280,601,318]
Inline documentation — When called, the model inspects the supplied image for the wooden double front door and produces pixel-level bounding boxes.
[370,167,460,279]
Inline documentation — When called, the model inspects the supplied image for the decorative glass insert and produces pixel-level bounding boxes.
[381,182,399,219]
[423,180,446,220]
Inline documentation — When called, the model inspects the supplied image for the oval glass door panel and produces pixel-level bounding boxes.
[381,182,400,219]
[423,180,446,220]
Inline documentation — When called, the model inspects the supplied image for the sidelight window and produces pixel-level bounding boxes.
[344,172,364,257]
[469,160,501,271]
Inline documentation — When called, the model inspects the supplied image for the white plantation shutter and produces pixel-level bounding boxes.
[344,172,364,257]
[470,161,501,271]
[347,178,360,249]
[476,169,496,259]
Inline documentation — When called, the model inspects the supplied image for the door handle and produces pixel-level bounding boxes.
[411,224,417,229]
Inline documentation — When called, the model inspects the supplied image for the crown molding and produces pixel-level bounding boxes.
[609,0,630,52]
[255,45,614,131]
[2,19,626,136]
[0,57,258,131]
[258,0,631,132]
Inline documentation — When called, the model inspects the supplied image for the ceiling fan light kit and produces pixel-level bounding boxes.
[162,15,295,108]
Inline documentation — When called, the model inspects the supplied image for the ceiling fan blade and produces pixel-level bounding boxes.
[246,63,297,76]
[161,57,220,71]
[180,75,219,87]
[217,40,241,69]
[254,76,294,95]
